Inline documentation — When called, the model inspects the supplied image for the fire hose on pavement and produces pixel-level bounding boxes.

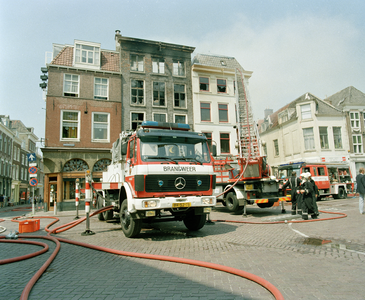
[1,206,286,300]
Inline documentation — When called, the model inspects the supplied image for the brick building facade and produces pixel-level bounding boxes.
[42,40,122,211]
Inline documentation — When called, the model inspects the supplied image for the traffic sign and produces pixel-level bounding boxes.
[29,166,38,174]
[27,153,36,162]
[29,178,38,186]
[29,174,37,178]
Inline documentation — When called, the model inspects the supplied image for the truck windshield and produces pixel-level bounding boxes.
[140,140,211,164]
[277,167,300,179]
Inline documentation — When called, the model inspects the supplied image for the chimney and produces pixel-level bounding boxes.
[115,30,122,50]
[264,108,273,119]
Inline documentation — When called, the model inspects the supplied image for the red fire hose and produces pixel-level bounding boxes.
[2,206,286,300]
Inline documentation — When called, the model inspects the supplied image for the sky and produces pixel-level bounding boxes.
[1,0,365,143]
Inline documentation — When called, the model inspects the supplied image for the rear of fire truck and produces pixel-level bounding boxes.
[93,121,216,238]
[213,68,288,214]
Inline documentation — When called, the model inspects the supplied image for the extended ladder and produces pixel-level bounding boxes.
[235,68,260,160]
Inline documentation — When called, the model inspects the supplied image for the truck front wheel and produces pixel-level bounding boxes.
[226,192,239,212]
[120,200,142,238]
[183,212,206,231]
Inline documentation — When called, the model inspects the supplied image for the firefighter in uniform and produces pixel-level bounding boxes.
[307,172,319,218]
[298,172,317,220]
[282,171,301,215]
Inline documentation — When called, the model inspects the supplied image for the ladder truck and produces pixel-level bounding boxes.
[213,69,288,214]
[93,121,216,238]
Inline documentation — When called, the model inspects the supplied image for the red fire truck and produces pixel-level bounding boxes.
[278,162,354,200]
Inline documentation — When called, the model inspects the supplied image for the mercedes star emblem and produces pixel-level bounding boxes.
[174,177,186,190]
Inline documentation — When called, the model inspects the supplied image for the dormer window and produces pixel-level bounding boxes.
[278,111,288,124]
[300,104,311,120]
[74,41,100,68]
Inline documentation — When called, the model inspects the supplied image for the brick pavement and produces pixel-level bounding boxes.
[1,197,365,300]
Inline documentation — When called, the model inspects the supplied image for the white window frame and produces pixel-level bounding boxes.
[60,110,80,141]
[92,112,110,142]
[130,54,144,72]
[152,57,165,74]
[152,113,167,123]
[353,134,363,153]
[94,77,109,100]
[173,60,185,76]
[300,104,311,120]
[173,84,186,108]
[273,139,279,156]
[174,113,187,124]
[63,74,79,97]
[131,79,145,106]
[74,41,100,68]
[319,127,329,149]
[333,127,343,149]
[131,112,145,130]
[350,111,360,128]
[152,81,166,107]
[303,127,315,150]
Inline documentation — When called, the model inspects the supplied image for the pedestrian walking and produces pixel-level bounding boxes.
[0,194,3,208]
[298,173,317,220]
[356,167,365,214]
[307,172,319,218]
[282,171,301,215]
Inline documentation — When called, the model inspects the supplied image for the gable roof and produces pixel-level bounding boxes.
[50,46,120,73]
[258,92,343,132]
[325,86,365,108]
[192,53,245,71]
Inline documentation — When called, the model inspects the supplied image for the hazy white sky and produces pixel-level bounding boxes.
[1,0,364,141]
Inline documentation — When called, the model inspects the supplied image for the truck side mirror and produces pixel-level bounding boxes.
[211,144,217,157]
[121,142,128,155]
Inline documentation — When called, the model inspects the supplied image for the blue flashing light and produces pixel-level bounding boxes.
[141,121,190,131]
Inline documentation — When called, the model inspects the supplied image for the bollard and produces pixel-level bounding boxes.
[242,200,247,217]
[50,185,56,216]
[81,170,95,236]
[32,187,35,215]
[74,178,80,219]
[206,212,215,225]
[280,200,286,213]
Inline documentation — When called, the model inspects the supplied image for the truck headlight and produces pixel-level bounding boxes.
[143,200,158,208]
[202,197,214,205]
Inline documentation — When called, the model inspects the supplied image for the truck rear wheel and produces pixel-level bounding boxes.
[226,192,239,212]
[97,195,113,221]
[183,212,206,231]
[120,200,142,238]
[97,195,105,221]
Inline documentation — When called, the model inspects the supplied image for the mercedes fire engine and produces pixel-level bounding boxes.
[93,121,216,238]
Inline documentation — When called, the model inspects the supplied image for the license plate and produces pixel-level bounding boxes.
[172,202,191,208]
[245,184,253,190]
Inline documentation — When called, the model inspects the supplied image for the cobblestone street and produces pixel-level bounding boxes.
[1,197,365,300]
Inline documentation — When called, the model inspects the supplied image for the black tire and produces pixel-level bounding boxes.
[102,194,113,221]
[120,200,142,238]
[257,202,274,208]
[226,192,239,212]
[97,195,105,221]
[183,212,206,231]
[97,195,113,221]
[339,188,347,199]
